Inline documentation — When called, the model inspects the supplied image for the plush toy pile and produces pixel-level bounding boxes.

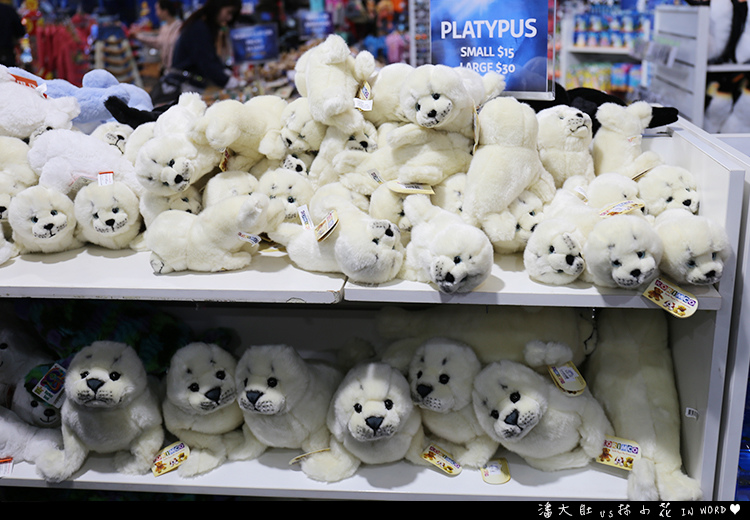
[0,301,700,500]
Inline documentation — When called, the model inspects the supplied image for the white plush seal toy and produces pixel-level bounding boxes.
[163,342,260,477]
[36,341,164,483]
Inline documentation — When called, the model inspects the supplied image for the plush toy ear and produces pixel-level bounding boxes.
[648,106,679,129]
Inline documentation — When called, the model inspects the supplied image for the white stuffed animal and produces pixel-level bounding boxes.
[637,164,700,217]
[407,337,499,469]
[654,208,730,286]
[89,121,133,154]
[0,406,63,466]
[583,213,663,289]
[9,375,62,429]
[584,308,703,501]
[0,65,80,141]
[592,101,663,178]
[36,341,164,483]
[293,34,376,134]
[139,185,203,229]
[399,194,494,294]
[162,342,255,477]
[202,170,259,208]
[463,96,556,242]
[276,96,328,157]
[523,217,587,286]
[473,359,613,472]
[146,193,282,274]
[234,344,343,479]
[272,183,404,285]
[192,95,288,173]
[487,189,545,255]
[307,362,426,482]
[1,136,37,233]
[256,167,316,225]
[368,183,411,245]
[362,62,413,127]
[7,184,83,255]
[536,104,595,188]
[73,181,143,250]
[430,172,466,216]
[309,117,379,190]
[28,128,142,198]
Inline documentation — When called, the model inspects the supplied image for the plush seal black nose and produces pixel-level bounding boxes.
[246,390,263,404]
[87,379,104,392]
[365,416,383,432]
[417,384,433,398]
[205,387,221,403]
[504,409,519,426]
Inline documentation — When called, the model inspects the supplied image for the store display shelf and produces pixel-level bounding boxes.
[568,46,634,56]
[0,246,346,305]
[2,450,630,501]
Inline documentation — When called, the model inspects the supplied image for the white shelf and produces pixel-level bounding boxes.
[568,46,634,56]
[2,450,630,500]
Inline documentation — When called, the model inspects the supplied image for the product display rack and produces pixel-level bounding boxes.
[0,120,746,500]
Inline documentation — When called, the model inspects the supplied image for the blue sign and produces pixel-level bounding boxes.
[298,10,334,40]
[430,0,551,95]
[230,24,279,63]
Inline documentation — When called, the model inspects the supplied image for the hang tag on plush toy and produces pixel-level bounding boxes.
[297,204,314,230]
[596,435,641,471]
[97,171,114,186]
[547,362,586,396]
[598,200,644,218]
[30,362,67,408]
[152,441,190,476]
[315,210,339,241]
[642,277,698,318]
[10,73,47,98]
[480,459,511,485]
[421,443,462,476]
[367,169,384,185]
[219,148,234,172]
[386,180,435,195]
[237,231,262,245]
[354,81,373,111]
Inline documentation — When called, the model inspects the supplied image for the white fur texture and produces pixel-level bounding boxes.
[536,104,595,188]
[74,181,142,250]
[399,194,493,294]
[654,208,730,285]
[407,337,499,468]
[473,359,613,472]
[637,164,700,217]
[36,341,164,482]
[524,218,586,286]
[0,406,62,465]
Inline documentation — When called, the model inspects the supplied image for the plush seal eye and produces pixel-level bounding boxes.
[384,399,393,410]
[50,210,58,216]
[267,377,277,388]
[416,370,422,379]
[415,103,421,111]
[510,391,521,403]
[612,259,622,267]
[189,383,200,392]
[490,410,499,419]
[637,251,645,259]
[80,371,89,378]
[432,93,440,100]
[549,245,555,254]
[354,403,362,413]
[216,370,225,380]
[112,207,119,214]
[453,256,461,264]
[439,374,450,384]
[93,212,99,219]
[31,216,38,223]
[109,372,120,381]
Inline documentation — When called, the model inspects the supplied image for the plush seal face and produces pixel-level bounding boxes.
[135,135,198,195]
[427,225,493,294]
[166,342,238,415]
[91,122,133,154]
[524,219,586,285]
[472,361,549,443]
[257,168,315,221]
[8,185,76,247]
[537,105,593,152]
[74,182,140,238]
[343,120,378,153]
[65,341,147,409]
[334,217,404,284]
[235,344,310,416]
[330,362,414,442]
[408,338,481,413]
[638,164,700,217]
[584,214,663,289]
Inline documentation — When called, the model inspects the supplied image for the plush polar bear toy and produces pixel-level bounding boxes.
[463,96,556,243]
[637,164,700,217]
[592,101,663,178]
[73,181,143,250]
[0,65,80,141]
[293,34,376,134]
[146,192,283,274]
[9,376,62,430]
[654,208,730,286]
[584,308,703,501]
[7,184,83,255]
[472,359,613,472]
[536,104,595,188]
[406,337,499,469]
[163,342,257,477]
[192,95,288,173]
[234,344,343,479]
[307,362,426,482]
[36,341,164,483]
[399,194,494,294]
[28,128,142,199]
[272,183,405,284]
[583,213,663,289]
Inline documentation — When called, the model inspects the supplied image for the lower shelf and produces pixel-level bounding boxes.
[1,449,630,500]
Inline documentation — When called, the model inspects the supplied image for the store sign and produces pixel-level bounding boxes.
[429,0,552,97]
[230,24,279,63]
[298,10,334,40]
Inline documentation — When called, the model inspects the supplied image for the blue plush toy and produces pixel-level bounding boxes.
[8,67,153,134]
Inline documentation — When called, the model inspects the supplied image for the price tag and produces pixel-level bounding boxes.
[152,441,190,476]
[98,171,114,186]
[598,200,644,218]
[297,204,314,230]
[314,210,339,241]
[421,444,461,476]
[642,277,698,318]
[386,180,434,195]
[547,362,586,396]
[596,435,641,471]
[237,231,261,245]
